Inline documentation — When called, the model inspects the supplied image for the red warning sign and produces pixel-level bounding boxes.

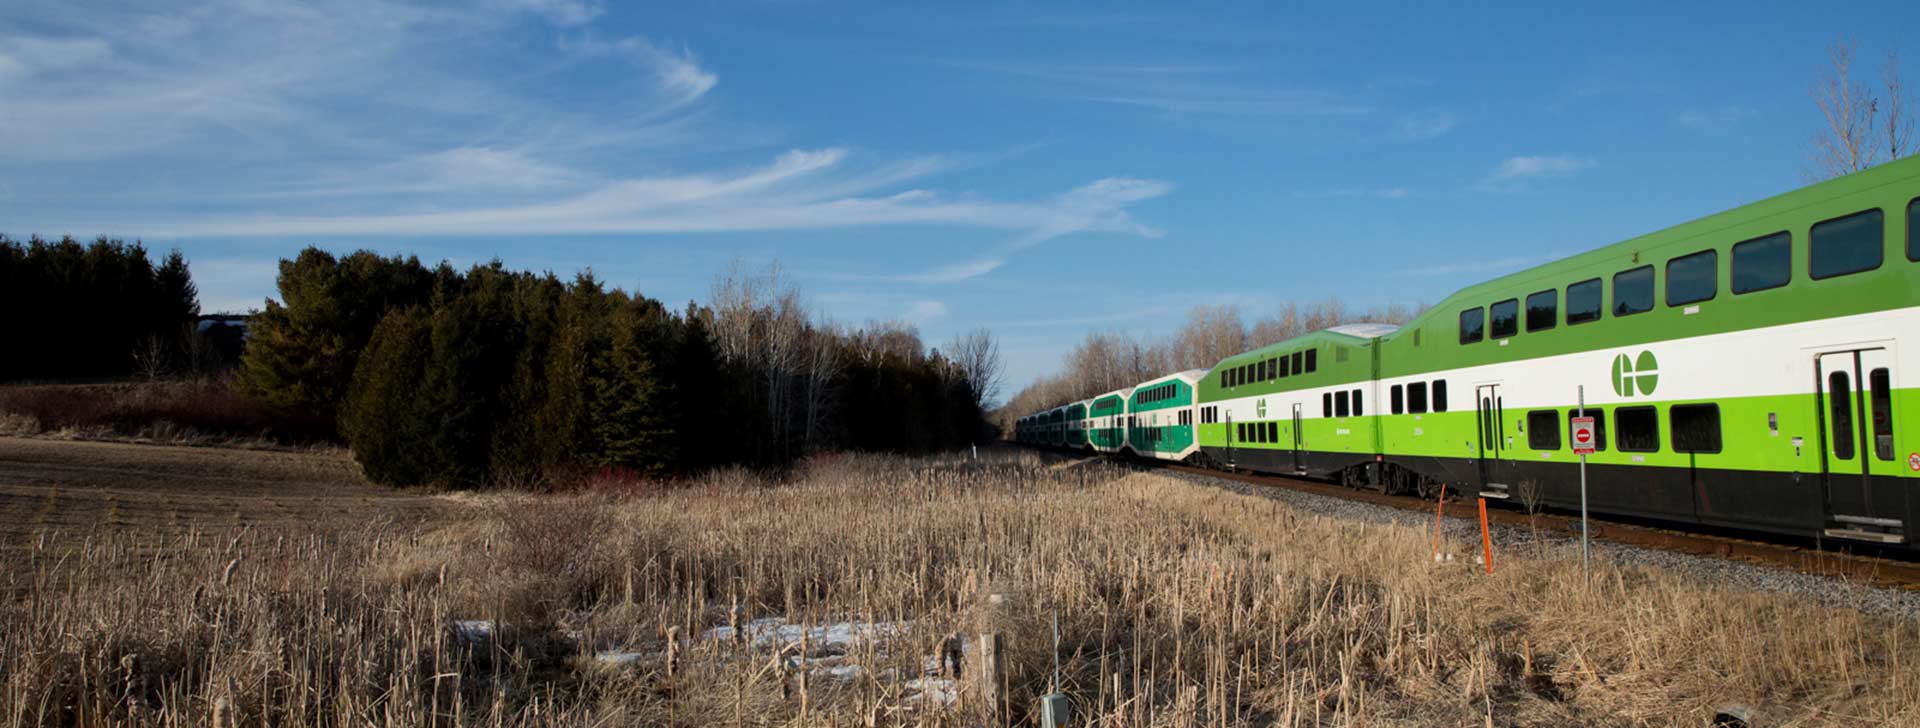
[1909,452,1920,472]
[1571,416,1597,456]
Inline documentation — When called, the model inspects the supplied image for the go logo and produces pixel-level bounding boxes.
[1611,351,1660,397]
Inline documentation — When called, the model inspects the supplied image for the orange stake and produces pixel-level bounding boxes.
[1477,497,1494,575]
[1432,482,1447,560]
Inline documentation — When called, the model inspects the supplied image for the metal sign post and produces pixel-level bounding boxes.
[1571,386,1594,581]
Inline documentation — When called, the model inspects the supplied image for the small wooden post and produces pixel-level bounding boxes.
[980,632,1005,723]
[1432,482,1447,561]
[1477,497,1494,574]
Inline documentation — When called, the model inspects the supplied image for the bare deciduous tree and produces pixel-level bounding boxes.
[944,328,1004,409]
[995,296,1429,433]
[1887,49,1915,163]
[1810,38,1915,180]
[132,335,173,381]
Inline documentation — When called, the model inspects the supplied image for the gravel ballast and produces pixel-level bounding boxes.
[1156,465,1920,619]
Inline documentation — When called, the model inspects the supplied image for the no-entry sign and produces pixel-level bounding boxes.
[1571,416,1597,455]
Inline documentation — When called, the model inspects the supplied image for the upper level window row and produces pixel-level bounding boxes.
[1220,348,1317,388]
[1137,383,1178,404]
[1458,202,1908,346]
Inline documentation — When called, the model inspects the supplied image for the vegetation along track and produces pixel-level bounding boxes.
[1088,452,1920,591]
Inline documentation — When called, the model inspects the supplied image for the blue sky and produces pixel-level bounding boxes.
[6,0,1916,396]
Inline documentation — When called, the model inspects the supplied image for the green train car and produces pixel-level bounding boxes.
[1020,154,1920,547]
[1129,370,1207,460]
[1089,387,1132,454]
[1194,325,1397,480]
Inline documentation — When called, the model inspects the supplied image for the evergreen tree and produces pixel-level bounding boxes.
[586,304,672,472]
[341,307,434,486]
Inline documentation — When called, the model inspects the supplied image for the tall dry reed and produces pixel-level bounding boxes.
[4,449,1914,726]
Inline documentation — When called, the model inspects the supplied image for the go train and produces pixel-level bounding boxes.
[1017,154,1920,548]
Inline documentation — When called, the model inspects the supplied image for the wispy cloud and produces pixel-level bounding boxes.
[1489,155,1596,181]
[996,306,1176,328]
[950,60,1370,116]
[558,34,717,107]
[1386,253,1566,278]
[902,300,950,325]
[501,0,602,26]
[123,150,1169,247]
[1478,155,1596,191]
[893,177,1174,283]
[1397,112,1457,140]
[1294,187,1410,200]
[1675,105,1756,133]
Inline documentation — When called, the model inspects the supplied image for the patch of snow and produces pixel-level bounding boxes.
[594,650,645,666]
[905,677,959,706]
[703,617,908,652]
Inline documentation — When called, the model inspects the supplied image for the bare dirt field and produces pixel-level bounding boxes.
[0,437,439,552]
[2,438,1916,727]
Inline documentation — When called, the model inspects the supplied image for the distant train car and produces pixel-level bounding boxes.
[1194,325,1397,480]
[1063,399,1092,450]
[1127,370,1208,461]
[1088,387,1133,455]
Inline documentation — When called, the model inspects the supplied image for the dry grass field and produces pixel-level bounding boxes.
[2,437,1916,727]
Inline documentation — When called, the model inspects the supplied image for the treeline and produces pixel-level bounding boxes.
[237,249,992,487]
[0,236,200,381]
[997,298,1422,431]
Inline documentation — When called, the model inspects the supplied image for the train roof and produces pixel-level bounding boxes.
[1388,152,1920,341]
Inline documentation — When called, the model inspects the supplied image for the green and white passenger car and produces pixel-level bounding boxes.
[1020,154,1920,548]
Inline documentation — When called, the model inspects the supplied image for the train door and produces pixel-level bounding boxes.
[1474,383,1510,497]
[1225,410,1236,468]
[1290,402,1304,472]
[1815,348,1906,543]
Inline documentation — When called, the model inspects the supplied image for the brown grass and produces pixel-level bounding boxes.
[1,440,1914,726]
[0,380,330,447]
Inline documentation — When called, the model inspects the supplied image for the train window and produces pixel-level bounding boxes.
[1431,380,1448,412]
[1666,249,1717,306]
[1527,410,1561,450]
[1811,208,1883,279]
[1910,197,1919,261]
[1305,349,1317,372]
[1525,289,1557,332]
[1391,384,1404,414]
[1266,422,1277,442]
[1871,368,1895,461]
[1335,390,1350,417]
[1732,232,1791,294]
[1266,358,1277,381]
[1830,371,1856,459]
[1670,404,1722,453]
[1237,422,1247,442]
[1566,408,1606,451]
[1489,299,1519,339]
[1613,265,1654,316]
[1459,307,1485,344]
[1279,356,1290,378]
[1407,381,1429,414]
[1616,406,1660,452]
[1322,392,1332,417]
[1566,278,1602,325]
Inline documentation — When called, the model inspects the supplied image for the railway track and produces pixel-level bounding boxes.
[1102,455,1920,591]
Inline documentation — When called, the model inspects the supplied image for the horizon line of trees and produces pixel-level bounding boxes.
[0,235,202,382]
[994,298,1423,433]
[236,249,996,487]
